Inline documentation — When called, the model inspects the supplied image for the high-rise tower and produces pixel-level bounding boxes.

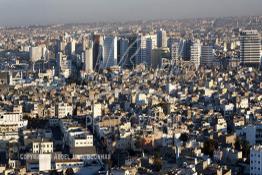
[240,30,261,67]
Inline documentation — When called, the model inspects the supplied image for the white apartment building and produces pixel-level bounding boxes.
[171,42,180,64]
[32,139,53,154]
[68,133,93,148]
[29,45,47,62]
[0,112,25,126]
[59,119,93,148]
[215,117,227,133]
[84,43,93,73]
[57,53,72,78]
[55,103,73,118]
[92,103,102,119]
[55,159,84,171]
[39,154,52,172]
[0,112,28,141]
[191,40,201,68]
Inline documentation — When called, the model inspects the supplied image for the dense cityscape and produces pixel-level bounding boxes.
[0,15,262,175]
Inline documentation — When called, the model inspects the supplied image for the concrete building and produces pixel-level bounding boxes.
[92,103,102,119]
[138,34,157,66]
[0,112,25,126]
[0,112,28,141]
[93,34,104,70]
[69,133,93,148]
[103,36,118,68]
[69,39,76,55]
[119,38,129,65]
[32,139,53,154]
[240,30,261,67]
[157,29,167,48]
[250,145,262,175]
[180,39,192,61]
[55,159,84,171]
[236,125,262,145]
[39,154,52,172]
[84,42,93,73]
[171,42,180,64]
[201,45,215,66]
[191,40,202,68]
[57,53,72,78]
[29,46,43,62]
[151,47,169,69]
[59,119,94,149]
[0,72,9,85]
[55,103,73,118]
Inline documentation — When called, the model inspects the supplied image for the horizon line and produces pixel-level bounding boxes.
[1,14,262,29]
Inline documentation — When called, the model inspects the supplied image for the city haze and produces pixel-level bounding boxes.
[0,0,262,26]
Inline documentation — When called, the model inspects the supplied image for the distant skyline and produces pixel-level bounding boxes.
[0,0,262,26]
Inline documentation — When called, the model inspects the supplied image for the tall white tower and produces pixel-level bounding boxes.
[191,40,202,68]
[171,42,180,65]
[84,41,93,73]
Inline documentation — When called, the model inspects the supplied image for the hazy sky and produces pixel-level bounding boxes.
[0,0,262,26]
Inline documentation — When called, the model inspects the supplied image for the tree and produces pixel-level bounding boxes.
[134,137,143,150]
[152,157,162,172]
[203,139,218,157]
[49,170,60,175]
[234,137,251,161]
[65,168,74,175]
[241,140,251,159]
[234,137,241,150]
[179,133,189,143]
